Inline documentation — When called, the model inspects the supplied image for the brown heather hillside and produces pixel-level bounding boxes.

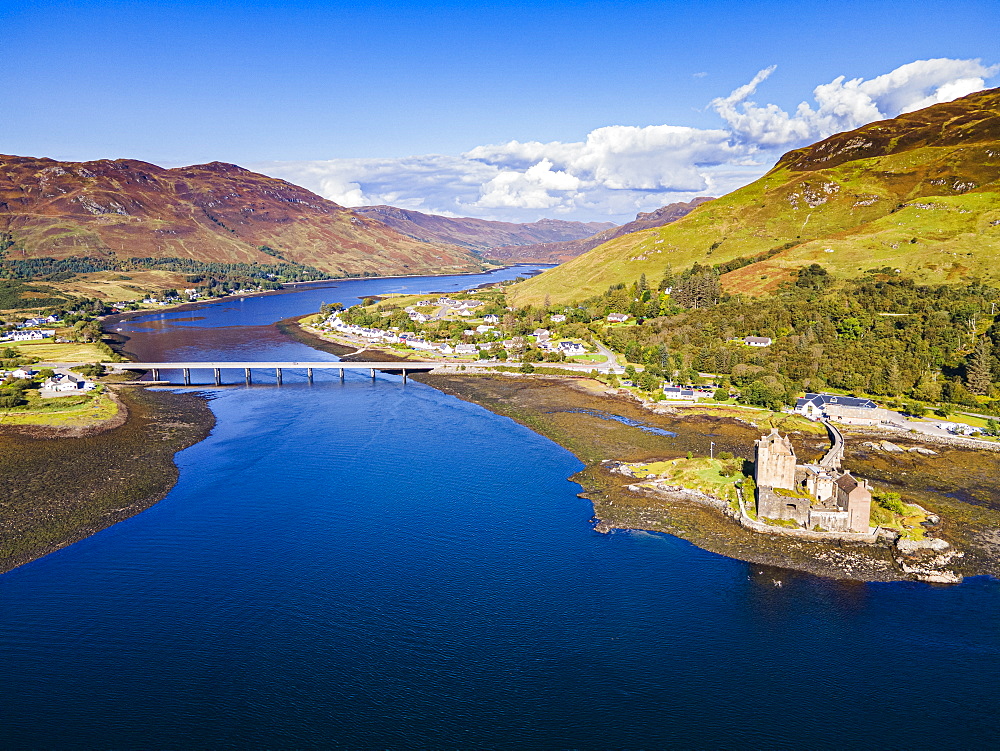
[353,205,614,254]
[511,88,1000,305]
[0,155,486,277]
[485,198,713,263]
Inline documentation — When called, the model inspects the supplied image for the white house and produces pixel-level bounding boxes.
[483,314,500,324]
[406,338,436,351]
[22,315,60,327]
[607,313,629,323]
[557,341,586,355]
[455,343,478,355]
[532,328,551,342]
[11,368,36,379]
[45,375,95,392]
[550,314,567,323]
[2,329,56,342]
[744,336,773,347]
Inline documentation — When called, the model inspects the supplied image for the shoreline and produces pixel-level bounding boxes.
[97,261,540,328]
[413,372,1000,583]
[0,386,215,575]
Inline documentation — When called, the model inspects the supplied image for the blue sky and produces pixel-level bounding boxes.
[2,0,998,221]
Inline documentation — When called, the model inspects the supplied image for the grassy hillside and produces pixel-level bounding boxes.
[510,88,1000,306]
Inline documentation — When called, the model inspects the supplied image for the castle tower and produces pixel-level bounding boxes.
[754,428,796,490]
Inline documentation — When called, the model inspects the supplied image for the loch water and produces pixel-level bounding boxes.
[2,265,999,749]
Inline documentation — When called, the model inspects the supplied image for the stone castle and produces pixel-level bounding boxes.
[754,428,871,533]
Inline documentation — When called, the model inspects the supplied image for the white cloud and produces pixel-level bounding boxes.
[257,57,996,223]
[712,57,999,147]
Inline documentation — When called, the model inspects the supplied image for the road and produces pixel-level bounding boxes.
[592,341,624,373]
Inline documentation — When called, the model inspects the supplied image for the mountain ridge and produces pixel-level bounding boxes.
[352,205,614,252]
[0,154,487,278]
[484,198,713,263]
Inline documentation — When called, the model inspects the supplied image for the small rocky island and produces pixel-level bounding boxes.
[614,424,963,583]
[754,427,872,535]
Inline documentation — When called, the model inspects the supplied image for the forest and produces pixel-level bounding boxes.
[530,264,1000,413]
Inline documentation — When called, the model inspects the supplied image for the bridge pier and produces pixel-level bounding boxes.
[307,367,313,383]
[245,368,252,385]
[183,368,190,385]
[214,368,221,386]
[402,368,407,383]
[152,368,160,381]
[276,367,283,385]
[370,368,376,380]
[339,368,345,382]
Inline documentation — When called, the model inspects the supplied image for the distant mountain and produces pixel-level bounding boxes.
[484,198,713,263]
[511,87,1000,305]
[0,155,486,277]
[353,205,614,253]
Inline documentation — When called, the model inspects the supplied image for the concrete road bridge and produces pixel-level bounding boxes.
[88,357,624,385]
[98,361,461,385]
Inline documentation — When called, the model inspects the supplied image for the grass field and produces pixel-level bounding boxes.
[0,389,119,428]
[10,340,112,364]
[627,456,742,502]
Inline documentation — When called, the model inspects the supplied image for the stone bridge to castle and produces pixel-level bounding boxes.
[818,420,845,469]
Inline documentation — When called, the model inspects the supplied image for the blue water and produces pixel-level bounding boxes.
[2,265,999,748]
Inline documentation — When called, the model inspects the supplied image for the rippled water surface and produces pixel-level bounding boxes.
[2,266,999,748]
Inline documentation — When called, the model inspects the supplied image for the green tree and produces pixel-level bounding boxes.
[966,338,993,395]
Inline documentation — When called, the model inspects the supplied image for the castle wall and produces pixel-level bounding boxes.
[809,508,851,533]
[756,488,810,526]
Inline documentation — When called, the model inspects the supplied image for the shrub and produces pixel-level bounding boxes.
[73,363,106,378]
[713,388,729,402]
[874,491,907,515]
[0,395,25,408]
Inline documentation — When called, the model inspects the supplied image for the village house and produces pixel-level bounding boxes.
[21,315,60,327]
[455,343,478,355]
[744,336,772,347]
[550,314,567,323]
[42,374,96,392]
[607,313,629,323]
[557,341,586,356]
[794,393,899,426]
[11,368,36,379]
[2,329,56,342]
[754,428,872,533]
[661,386,699,401]
[532,328,551,342]
[483,314,500,324]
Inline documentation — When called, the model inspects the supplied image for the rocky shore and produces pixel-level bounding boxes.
[0,387,215,574]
